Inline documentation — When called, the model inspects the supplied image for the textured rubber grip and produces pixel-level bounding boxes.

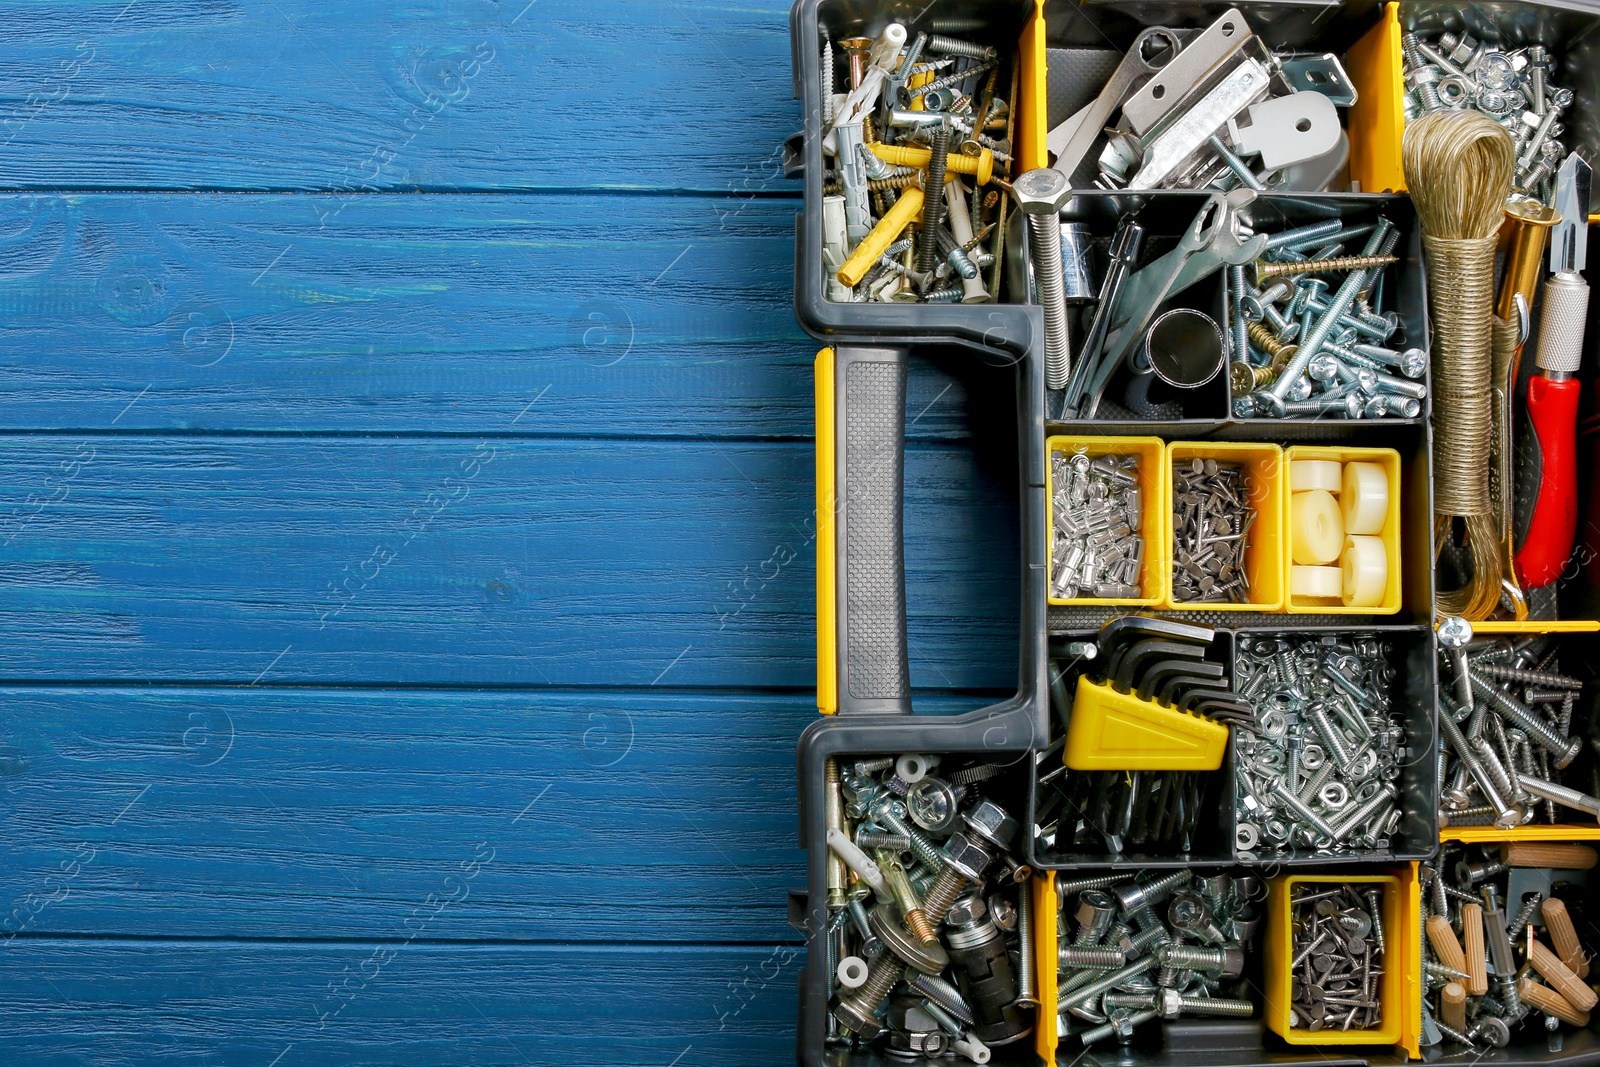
[834,346,910,714]
[1516,374,1582,589]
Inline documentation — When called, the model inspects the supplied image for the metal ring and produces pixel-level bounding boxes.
[1236,822,1260,850]
[1301,743,1325,770]
[1319,781,1349,811]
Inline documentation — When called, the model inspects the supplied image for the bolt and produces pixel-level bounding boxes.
[1331,782,1399,841]
[1518,107,1563,174]
[1267,224,1396,400]
[1209,135,1264,191]
[1519,774,1600,821]
[833,950,906,1037]
[915,121,951,275]
[1011,169,1073,391]
[1081,1007,1158,1046]
[1439,710,1521,826]
[1157,988,1255,1018]
[1059,945,1127,970]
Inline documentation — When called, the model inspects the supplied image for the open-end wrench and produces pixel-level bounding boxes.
[1049,26,1182,180]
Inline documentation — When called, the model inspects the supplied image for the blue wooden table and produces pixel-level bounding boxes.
[0,3,1017,1062]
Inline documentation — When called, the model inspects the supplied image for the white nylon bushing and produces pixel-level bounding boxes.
[1291,565,1342,598]
[1342,535,1388,607]
[837,956,870,989]
[1341,461,1388,535]
[1290,459,1341,492]
[1291,489,1344,566]
[895,753,932,783]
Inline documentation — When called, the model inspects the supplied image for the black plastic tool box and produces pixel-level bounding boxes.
[789,1,1600,1064]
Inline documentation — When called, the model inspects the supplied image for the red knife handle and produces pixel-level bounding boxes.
[1517,374,1582,589]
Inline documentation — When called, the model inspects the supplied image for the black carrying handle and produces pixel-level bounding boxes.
[818,345,911,715]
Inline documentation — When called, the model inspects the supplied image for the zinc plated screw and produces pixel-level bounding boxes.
[1081,1008,1159,1046]
[1468,669,1582,766]
[1267,223,1396,399]
[1518,774,1600,819]
[1209,135,1264,191]
[925,35,996,61]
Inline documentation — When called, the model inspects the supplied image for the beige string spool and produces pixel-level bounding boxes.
[1520,978,1591,1027]
[1461,901,1490,995]
[1402,109,1517,619]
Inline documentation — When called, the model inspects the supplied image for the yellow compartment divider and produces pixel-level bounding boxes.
[1472,619,1600,633]
[1065,675,1230,771]
[1398,861,1423,1060]
[1346,2,1407,194]
[814,348,838,715]
[1032,872,1059,1062]
[1442,824,1600,844]
[1016,0,1048,173]
[1266,871,1405,1046]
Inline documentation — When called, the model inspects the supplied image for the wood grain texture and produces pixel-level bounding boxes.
[0,436,1018,687]
[0,193,977,440]
[1,938,796,1065]
[0,0,804,194]
[0,686,988,943]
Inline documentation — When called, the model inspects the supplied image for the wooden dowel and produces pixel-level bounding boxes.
[1461,902,1490,996]
[1502,842,1599,869]
[1531,939,1599,1011]
[1543,897,1591,979]
[1441,981,1468,1031]
[1428,914,1468,974]
[1520,977,1591,1027]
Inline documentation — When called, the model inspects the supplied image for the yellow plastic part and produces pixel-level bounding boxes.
[1046,435,1167,606]
[1164,441,1286,611]
[1345,3,1407,194]
[1266,872,1406,1046]
[1284,446,1403,614]
[868,143,994,185]
[1472,619,1600,633]
[836,186,925,287]
[1064,676,1230,771]
[1398,862,1423,1059]
[1031,872,1059,1063]
[1442,824,1600,844]
[1015,0,1048,174]
[814,348,838,716]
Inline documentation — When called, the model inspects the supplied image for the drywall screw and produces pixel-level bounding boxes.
[1247,320,1295,361]
[1253,254,1397,285]
[1056,874,1126,896]
[914,61,998,98]
[1469,669,1581,766]
[1436,1019,1478,1047]
[1508,894,1543,941]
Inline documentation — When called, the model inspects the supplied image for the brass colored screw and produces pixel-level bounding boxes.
[823,172,924,196]
[1247,321,1293,360]
[1252,254,1398,285]
[839,37,872,90]
[1230,361,1273,394]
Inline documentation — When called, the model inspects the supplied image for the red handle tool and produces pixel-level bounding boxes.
[1516,270,1589,589]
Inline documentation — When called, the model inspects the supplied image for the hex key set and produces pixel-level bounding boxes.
[789,1,1600,1065]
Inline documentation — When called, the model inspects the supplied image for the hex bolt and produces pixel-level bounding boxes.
[1081,1007,1159,1046]
[920,833,992,923]
[1469,669,1581,766]
[1519,774,1600,820]
[1518,107,1563,174]
[1011,169,1073,391]
[832,950,906,1037]
[1059,955,1158,1013]
[1271,776,1340,839]
[1331,782,1399,841]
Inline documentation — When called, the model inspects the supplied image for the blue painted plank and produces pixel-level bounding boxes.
[1,939,797,1066]
[0,0,803,194]
[0,687,992,942]
[0,437,1019,688]
[0,193,977,441]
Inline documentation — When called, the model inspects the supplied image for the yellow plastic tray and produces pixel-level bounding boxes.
[1047,435,1168,607]
[1164,441,1286,611]
[1064,675,1230,771]
[1265,871,1408,1046]
[1283,446,1403,614]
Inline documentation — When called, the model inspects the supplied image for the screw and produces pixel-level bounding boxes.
[1081,1007,1158,1046]
[1253,254,1398,285]
[1519,774,1600,820]
[1209,135,1264,191]
[925,35,996,61]
[838,37,872,91]
[1469,669,1582,766]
